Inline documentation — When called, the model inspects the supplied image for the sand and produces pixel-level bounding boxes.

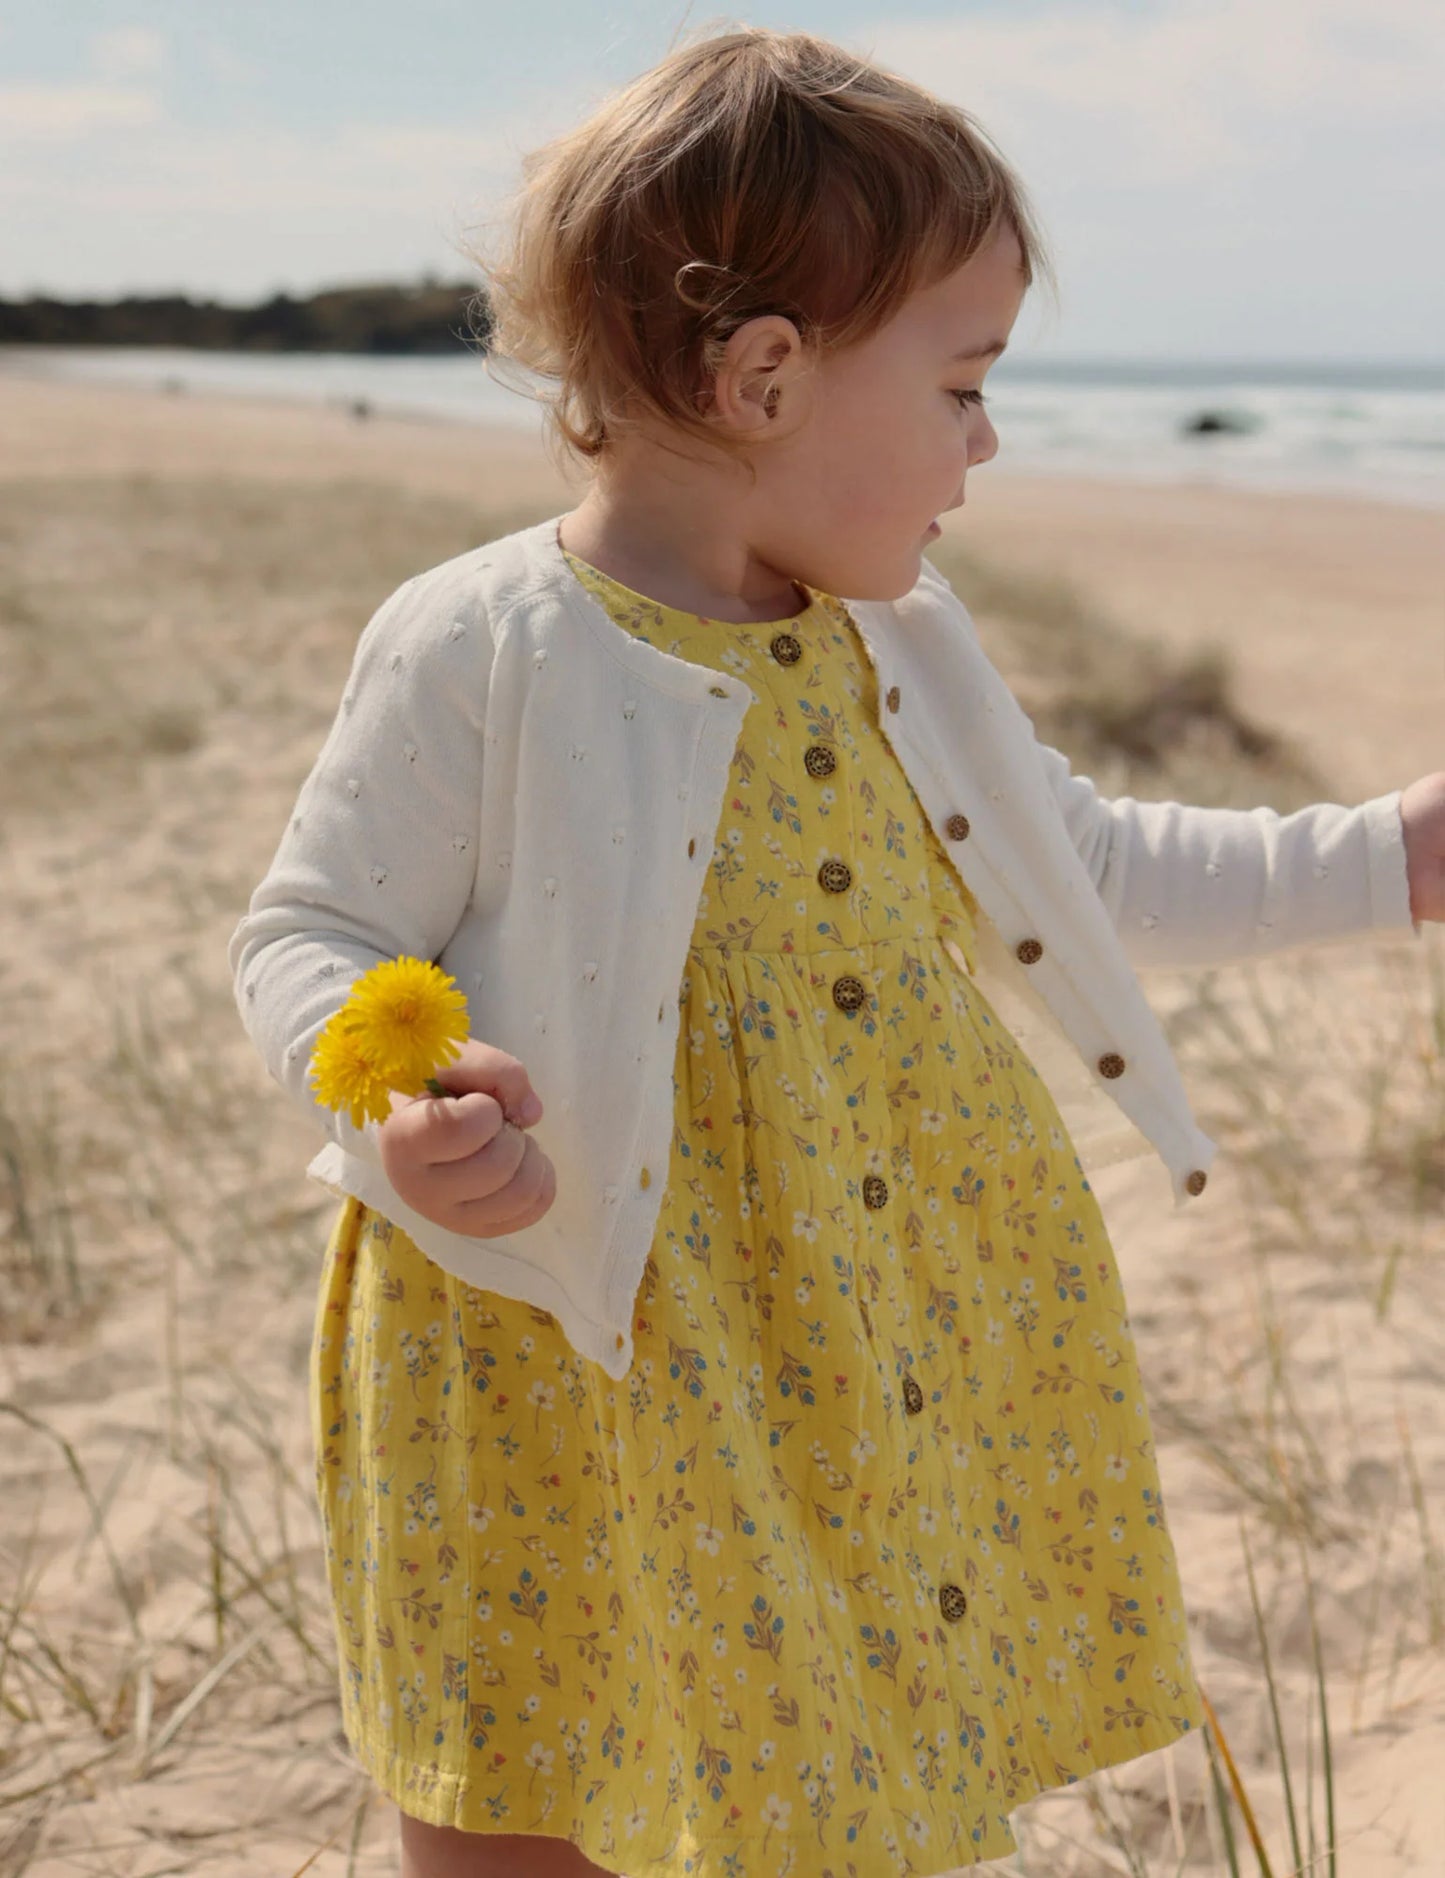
[0,367,1441,1875]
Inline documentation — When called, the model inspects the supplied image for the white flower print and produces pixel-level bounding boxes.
[845,1427,879,1472]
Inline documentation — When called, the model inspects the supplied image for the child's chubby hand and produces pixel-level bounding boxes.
[377,1039,556,1237]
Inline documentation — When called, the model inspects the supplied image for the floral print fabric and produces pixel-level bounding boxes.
[309,554,1203,1874]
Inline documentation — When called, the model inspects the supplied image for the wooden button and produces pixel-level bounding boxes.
[1098,1052,1127,1079]
[818,859,852,893]
[862,1174,888,1209]
[1016,938,1043,964]
[902,1372,924,1415]
[945,813,971,841]
[832,974,867,1012]
[639,1167,651,1189]
[771,632,802,666]
[708,684,728,697]
[688,838,696,857]
[1185,1169,1208,1196]
[885,684,901,712]
[804,743,837,778]
[939,1582,968,1622]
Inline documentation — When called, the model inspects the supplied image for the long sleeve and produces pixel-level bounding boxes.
[227,570,492,1164]
[1032,732,1421,971]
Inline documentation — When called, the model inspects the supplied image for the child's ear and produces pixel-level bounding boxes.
[711,315,805,433]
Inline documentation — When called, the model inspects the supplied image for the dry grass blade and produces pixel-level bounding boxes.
[1292,1539,1338,1878]
[345,1787,371,1877]
[286,1795,371,1878]
[138,1613,284,1768]
[1240,1521,1304,1876]
[1202,1717,1244,1878]
[0,1402,143,1641]
[1199,1687,1276,1877]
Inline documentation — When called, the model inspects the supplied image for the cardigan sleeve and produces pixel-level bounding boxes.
[226,569,492,1167]
[1032,735,1422,970]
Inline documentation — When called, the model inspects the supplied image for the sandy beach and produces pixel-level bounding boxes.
[1,368,1442,1875]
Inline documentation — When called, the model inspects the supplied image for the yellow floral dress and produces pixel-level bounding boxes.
[310,552,1205,1873]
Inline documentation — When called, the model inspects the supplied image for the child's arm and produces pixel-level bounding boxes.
[227,570,490,1167]
[1032,732,1421,971]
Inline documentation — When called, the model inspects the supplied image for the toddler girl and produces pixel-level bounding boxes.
[229,25,1434,1878]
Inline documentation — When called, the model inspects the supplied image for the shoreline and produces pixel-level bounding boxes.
[4,355,1442,517]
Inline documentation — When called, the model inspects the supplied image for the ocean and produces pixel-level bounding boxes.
[5,343,1443,511]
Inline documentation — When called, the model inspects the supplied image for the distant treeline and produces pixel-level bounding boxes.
[0,278,493,352]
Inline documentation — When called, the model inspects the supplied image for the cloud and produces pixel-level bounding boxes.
[0,106,527,248]
[0,83,161,141]
[90,28,167,80]
[0,26,168,143]
[863,0,1444,188]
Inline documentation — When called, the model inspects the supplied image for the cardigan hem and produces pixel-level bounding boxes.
[307,1142,642,1381]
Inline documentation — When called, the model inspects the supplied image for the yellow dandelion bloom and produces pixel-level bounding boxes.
[337,955,470,1092]
[308,1021,394,1130]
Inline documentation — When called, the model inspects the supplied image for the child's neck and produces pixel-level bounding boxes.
[557,495,809,626]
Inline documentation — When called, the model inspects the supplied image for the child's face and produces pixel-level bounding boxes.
[755,220,1027,602]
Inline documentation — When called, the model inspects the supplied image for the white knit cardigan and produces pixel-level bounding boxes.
[228,512,1420,1380]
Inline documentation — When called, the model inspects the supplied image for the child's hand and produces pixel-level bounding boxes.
[377,1039,556,1237]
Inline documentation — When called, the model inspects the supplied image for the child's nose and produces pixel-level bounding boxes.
[971,412,1000,468]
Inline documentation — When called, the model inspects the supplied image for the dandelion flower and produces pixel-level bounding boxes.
[308,956,471,1123]
[308,1022,395,1129]
[341,956,469,1090]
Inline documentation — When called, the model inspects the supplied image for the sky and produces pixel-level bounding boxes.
[1,0,1442,362]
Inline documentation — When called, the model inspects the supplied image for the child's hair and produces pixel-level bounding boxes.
[461,20,1059,481]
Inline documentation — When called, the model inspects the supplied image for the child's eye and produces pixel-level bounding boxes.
[952,388,988,409]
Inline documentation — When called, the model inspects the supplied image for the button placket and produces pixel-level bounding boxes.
[885,684,968,1626]
[800,693,855,1013]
